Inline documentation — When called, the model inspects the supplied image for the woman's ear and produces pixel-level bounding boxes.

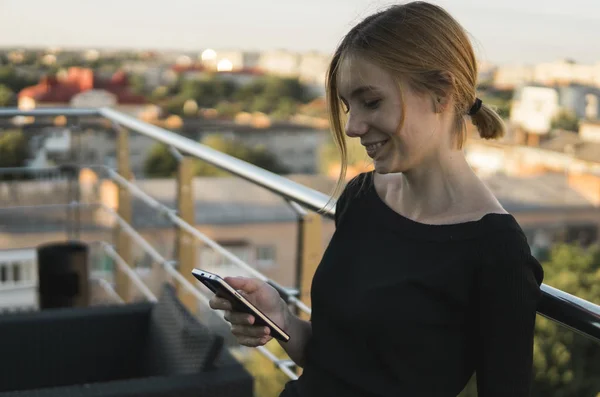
[430,70,455,113]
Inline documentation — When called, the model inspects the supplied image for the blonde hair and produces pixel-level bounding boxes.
[325,1,505,207]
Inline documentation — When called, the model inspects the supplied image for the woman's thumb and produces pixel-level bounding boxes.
[224,276,261,293]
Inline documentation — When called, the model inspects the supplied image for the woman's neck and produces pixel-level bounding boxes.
[376,150,497,223]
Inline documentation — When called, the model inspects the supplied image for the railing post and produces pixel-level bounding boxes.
[297,212,322,320]
[115,125,132,302]
[292,209,322,376]
[176,156,197,311]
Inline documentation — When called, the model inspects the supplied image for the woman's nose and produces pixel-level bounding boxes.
[345,113,368,138]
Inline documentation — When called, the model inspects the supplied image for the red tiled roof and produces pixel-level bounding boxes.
[18,67,146,105]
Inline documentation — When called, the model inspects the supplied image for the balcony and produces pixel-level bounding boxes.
[0,107,600,396]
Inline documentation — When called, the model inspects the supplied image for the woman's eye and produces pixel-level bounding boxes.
[341,101,350,114]
[364,99,381,109]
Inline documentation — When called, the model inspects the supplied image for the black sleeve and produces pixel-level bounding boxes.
[333,172,369,228]
[334,187,348,228]
[475,231,544,396]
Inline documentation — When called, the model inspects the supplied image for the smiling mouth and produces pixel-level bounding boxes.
[364,140,389,158]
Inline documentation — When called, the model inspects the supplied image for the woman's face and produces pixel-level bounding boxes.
[337,56,447,174]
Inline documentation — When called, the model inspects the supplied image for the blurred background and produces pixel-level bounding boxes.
[0,1,599,396]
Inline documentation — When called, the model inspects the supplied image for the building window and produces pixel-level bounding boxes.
[12,263,20,282]
[255,245,276,268]
[198,241,252,276]
[0,265,6,283]
[585,94,598,120]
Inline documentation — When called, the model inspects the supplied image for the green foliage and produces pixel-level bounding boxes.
[0,130,28,168]
[143,143,178,177]
[151,86,170,101]
[530,243,600,397]
[163,96,188,116]
[215,101,243,118]
[0,130,29,180]
[271,97,298,120]
[163,75,312,120]
[0,84,15,106]
[176,77,238,108]
[195,135,288,176]
[128,73,146,96]
[0,66,38,93]
[235,76,311,115]
[551,109,580,132]
[143,135,287,178]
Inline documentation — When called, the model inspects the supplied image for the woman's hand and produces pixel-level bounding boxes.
[209,276,286,347]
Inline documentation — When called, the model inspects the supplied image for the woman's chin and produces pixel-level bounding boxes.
[374,159,405,175]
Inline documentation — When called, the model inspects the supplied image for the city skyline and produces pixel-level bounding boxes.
[0,0,599,65]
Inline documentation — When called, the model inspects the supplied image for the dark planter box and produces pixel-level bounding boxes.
[0,284,253,397]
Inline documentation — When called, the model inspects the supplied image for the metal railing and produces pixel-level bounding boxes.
[1,107,600,371]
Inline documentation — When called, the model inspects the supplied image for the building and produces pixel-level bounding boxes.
[534,59,600,88]
[494,60,600,90]
[493,65,535,89]
[203,125,328,174]
[256,50,299,78]
[580,120,600,144]
[510,83,600,135]
[18,67,147,116]
[0,248,38,312]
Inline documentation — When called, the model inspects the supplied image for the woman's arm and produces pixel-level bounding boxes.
[277,301,312,367]
[475,231,544,396]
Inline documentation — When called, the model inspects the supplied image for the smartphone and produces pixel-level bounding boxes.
[192,268,290,342]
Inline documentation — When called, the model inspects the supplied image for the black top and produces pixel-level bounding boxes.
[280,171,544,397]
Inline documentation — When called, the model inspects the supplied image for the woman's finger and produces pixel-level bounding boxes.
[237,336,269,347]
[224,311,255,325]
[231,324,270,338]
[209,297,232,310]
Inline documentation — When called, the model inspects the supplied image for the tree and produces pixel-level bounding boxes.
[271,97,298,120]
[128,73,146,96]
[195,135,287,176]
[0,130,28,168]
[176,77,238,109]
[551,110,580,132]
[0,66,38,92]
[0,130,29,181]
[0,84,14,106]
[215,101,243,118]
[143,143,177,177]
[234,76,312,114]
[530,243,600,397]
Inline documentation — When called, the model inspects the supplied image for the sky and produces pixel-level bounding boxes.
[0,0,598,65]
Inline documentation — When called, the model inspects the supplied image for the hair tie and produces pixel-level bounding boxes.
[468,98,482,116]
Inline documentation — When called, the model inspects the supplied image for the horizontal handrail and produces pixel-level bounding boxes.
[539,284,600,341]
[100,107,335,216]
[0,107,335,216]
[0,108,99,117]
[1,107,600,345]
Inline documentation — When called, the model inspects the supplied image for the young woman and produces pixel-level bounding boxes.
[210,2,544,396]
